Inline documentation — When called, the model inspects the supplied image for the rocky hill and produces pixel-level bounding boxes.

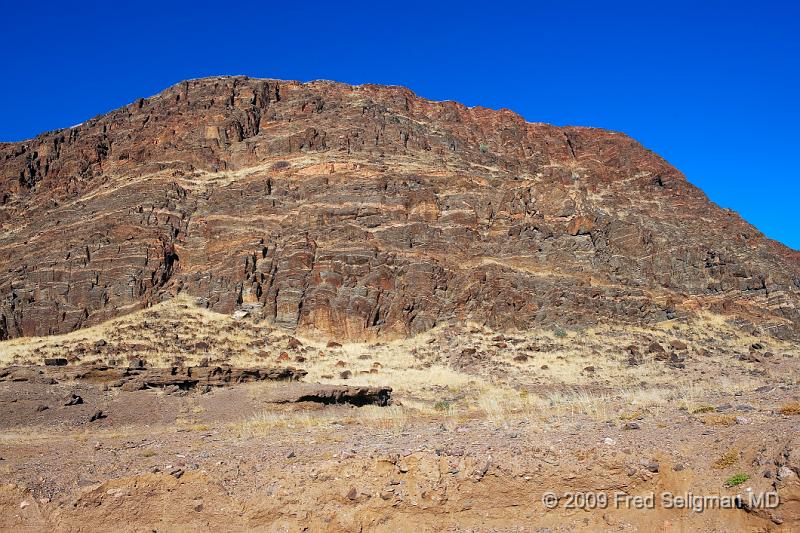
[1,76,798,340]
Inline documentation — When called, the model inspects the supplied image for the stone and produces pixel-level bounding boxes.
[128,358,147,369]
[777,466,795,481]
[646,342,665,354]
[44,358,68,366]
[287,337,302,349]
[670,340,688,351]
[64,393,83,406]
[121,380,146,392]
[642,460,660,473]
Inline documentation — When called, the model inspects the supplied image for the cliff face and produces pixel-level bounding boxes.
[1,76,798,340]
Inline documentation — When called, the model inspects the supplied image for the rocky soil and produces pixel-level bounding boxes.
[0,299,798,531]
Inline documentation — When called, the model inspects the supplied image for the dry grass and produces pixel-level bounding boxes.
[713,449,740,469]
[779,401,800,415]
[352,405,410,432]
[700,414,737,426]
[236,411,326,437]
[2,296,798,429]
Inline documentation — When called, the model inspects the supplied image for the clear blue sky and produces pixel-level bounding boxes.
[2,0,797,249]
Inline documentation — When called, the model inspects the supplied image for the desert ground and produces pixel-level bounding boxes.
[0,297,798,531]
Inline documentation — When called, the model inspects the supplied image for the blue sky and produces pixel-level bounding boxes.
[2,0,797,249]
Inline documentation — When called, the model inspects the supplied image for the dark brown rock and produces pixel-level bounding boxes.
[272,384,392,406]
[64,393,83,406]
[646,342,665,354]
[670,340,688,351]
[1,363,306,391]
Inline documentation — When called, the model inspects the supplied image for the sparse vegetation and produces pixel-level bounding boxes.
[779,401,800,415]
[701,414,736,426]
[713,449,740,469]
[434,400,451,411]
[724,473,750,487]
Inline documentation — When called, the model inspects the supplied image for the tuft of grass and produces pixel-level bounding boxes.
[620,410,645,421]
[701,414,736,426]
[713,449,739,469]
[779,401,800,415]
[724,473,750,487]
[691,406,716,414]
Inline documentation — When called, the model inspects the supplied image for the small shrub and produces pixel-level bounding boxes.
[692,406,715,414]
[724,473,750,487]
[554,327,567,338]
[434,400,451,412]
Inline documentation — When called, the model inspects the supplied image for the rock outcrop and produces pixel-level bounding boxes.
[271,384,393,406]
[0,363,307,389]
[1,76,798,340]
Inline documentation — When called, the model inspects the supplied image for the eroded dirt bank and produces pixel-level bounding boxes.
[1,376,799,532]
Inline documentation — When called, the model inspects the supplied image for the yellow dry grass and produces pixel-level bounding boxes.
[779,401,800,416]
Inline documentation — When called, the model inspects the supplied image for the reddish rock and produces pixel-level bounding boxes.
[567,216,595,236]
[0,76,797,341]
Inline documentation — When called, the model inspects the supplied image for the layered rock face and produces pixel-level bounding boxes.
[1,76,798,340]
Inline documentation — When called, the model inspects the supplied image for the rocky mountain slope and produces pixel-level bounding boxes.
[1,76,798,340]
